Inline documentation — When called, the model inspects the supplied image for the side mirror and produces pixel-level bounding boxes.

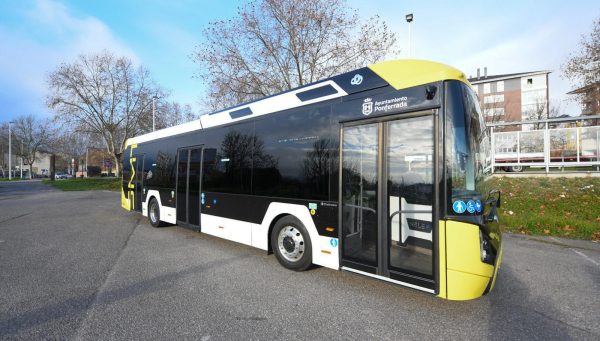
[487,189,501,208]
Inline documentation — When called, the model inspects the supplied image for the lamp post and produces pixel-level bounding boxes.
[20,141,23,179]
[152,95,158,132]
[8,121,13,180]
[406,13,414,58]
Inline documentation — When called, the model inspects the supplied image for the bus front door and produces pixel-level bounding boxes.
[340,111,437,293]
[176,146,203,230]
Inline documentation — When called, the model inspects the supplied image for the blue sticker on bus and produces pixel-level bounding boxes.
[453,200,466,214]
[466,200,476,214]
[475,200,482,213]
[330,238,338,247]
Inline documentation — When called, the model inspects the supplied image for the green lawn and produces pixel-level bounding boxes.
[43,177,121,191]
[487,176,600,241]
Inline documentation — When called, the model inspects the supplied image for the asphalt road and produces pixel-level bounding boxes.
[0,180,599,340]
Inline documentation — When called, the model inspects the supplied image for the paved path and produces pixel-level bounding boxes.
[0,181,599,340]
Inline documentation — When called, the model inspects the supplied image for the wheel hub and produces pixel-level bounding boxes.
[277,226,305,262]
[150,203,157,222]
[282,236,295,253]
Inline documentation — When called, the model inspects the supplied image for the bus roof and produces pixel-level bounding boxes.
[126,59,468,146]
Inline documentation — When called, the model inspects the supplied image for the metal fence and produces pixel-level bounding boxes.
[488,115,600,173]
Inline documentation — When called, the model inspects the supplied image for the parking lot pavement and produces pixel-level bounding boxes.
[1,181,599,340]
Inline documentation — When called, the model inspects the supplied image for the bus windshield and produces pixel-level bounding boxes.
[446,81,490,217]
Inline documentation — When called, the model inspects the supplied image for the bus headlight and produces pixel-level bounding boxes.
[479,230,493,264]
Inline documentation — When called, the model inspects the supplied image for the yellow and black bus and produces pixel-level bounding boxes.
[121,59,502,300]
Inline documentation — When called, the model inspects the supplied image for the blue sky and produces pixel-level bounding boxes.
[0,0,598,122]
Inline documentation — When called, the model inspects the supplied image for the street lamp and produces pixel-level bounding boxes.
[8,121,15,180]
[152,95,158,132]
[406,13,414,58]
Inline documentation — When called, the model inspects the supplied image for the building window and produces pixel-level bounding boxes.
[527,78,533,85]
[497,81,504,92]
[483,83,491,94]
[485,107,504,118]
[484,94,504,104]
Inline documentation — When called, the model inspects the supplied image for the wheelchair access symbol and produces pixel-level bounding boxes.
[452,200,466,214]
[466,200,476,214]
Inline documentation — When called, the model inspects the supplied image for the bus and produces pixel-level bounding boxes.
[121,59,502,301]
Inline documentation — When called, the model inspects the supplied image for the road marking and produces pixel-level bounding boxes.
[572,249,600,267]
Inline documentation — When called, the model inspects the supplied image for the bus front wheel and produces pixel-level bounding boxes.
[148,198,164,228]
[271,216,312,271]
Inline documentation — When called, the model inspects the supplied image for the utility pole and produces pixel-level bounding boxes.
[20,141,23,179]
[152,95,158,132]
[8,121,13,180]
[85,148,88,177]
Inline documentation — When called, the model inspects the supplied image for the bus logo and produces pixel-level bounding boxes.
[362,98,373,115]
[350,74,363,85]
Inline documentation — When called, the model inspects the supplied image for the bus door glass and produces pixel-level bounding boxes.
[134,154,145,212]
[386,116,434,281]
[176,146,203,228]
[341,111,436,290]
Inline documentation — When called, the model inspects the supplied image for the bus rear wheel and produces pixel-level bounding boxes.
[148,198,164,228]
[271,216,312,271]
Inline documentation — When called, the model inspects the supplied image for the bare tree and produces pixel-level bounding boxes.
[525,100,562,129]
[193,0,398,110]
[49,125,100,175]
[151,101,197,130]
[481,96,513,131]
[47,51,159,176]
[12,115,53,178]
[563,16,600,104]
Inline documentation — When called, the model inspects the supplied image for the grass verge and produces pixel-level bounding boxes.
[488,176,600,241]
[43,177,121,191]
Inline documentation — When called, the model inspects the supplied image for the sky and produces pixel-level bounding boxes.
[0,0,598,122]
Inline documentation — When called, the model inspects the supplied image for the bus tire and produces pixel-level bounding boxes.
[148,198,164,228]
[271,216,312,271]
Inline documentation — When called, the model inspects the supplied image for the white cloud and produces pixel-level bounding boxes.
[0,0,138,118]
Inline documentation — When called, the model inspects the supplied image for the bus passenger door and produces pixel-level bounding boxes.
[176,146,203,230]
[133,154,145,212]
[340,111,437,292]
